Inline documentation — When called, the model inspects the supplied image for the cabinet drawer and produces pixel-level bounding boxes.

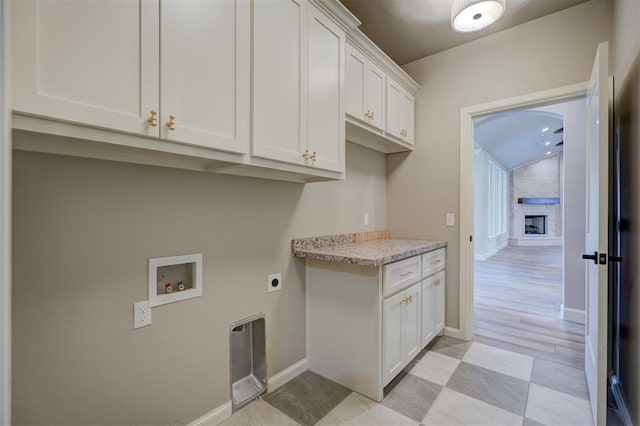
[422,248,445,277]
[383,255,421,297]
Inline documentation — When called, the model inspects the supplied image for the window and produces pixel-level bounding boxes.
[488,162,507,237]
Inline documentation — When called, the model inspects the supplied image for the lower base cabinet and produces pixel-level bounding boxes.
[306,248,446,402]
[421,270,445,347]
[383,283,421,386]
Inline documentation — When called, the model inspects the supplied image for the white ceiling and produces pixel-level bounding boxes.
[474,110,564,170]
[340,0,590,65]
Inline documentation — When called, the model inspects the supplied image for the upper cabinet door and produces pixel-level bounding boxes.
[365,62,386,131]
[386,79,402,139]
[11,0,159,137]
[401,90,415,145]
[160,0,249,154]
[345,45,366,121]
[306,6,345,173]
[252,0,307,165]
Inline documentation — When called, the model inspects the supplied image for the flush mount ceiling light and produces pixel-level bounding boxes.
[451,0,506,33]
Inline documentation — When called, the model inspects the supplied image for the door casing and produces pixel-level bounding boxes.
[458,82,588,341]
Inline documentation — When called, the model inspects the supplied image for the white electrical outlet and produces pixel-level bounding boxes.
[134,300,151,329]
[364,213,369,226]
[268,273,282,293]
[446,213,455,227]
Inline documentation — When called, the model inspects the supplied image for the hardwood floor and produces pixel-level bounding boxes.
[474,245,585,369]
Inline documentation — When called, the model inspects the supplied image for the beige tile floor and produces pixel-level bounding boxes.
[221,336,595,426]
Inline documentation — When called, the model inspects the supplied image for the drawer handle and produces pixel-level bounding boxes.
[431,259,442,265]
[399,270,414,277]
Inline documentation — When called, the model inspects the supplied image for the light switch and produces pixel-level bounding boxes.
[446,213,455,227]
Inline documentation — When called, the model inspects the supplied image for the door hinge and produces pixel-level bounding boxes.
[469,235,473,242]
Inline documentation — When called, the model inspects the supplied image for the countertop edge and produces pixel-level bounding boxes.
[293,240,447,267]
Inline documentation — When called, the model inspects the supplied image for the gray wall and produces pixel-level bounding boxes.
[12,142,387,425]
[533,99,587,315]
[391,0,612,329]
[612,0,640,421]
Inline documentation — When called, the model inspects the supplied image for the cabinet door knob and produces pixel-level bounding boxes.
[311,151,317,161]
[147,110,157,127]
[166,115,176,131]
[302,150,310,160]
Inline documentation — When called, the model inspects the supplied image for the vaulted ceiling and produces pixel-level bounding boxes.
[340,0,590,65]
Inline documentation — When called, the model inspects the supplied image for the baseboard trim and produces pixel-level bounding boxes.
[267,358,308,393]
[562,305,586,324]
[188,358,308,426]
[188,401,232,426]
[444,326,464,340]
[474,242,507,261]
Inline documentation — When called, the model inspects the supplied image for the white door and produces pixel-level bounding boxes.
[383,290,405,386]
[306,6,344,173]
[11,0,159,137]
[435,272,445,333]
[160,0,249,153]
[345,44,366,121]
[421,279,436,347]
[404,284,422,361]
[252,0,307,165]
[386,79,402,139]
[401,90,415,145]
[584,41,610,426]
[365,62,386,131]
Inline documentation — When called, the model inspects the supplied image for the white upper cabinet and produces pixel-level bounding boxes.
[160,0,249,154]
[344,33,420,154]
[400,90,415,145]
[10,0,356,182]
[252,0,307,166]
[252,0,346,174]
[12,0,250,153]
[345,45,385,131]
[386,79,403,140]
[345,45,366,120]
[11,0,160,137]
[306,6,345,173]
[365,62,386,131]
[386,81,415,145]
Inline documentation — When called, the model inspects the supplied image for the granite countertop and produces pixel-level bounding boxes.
[292,235,447,267]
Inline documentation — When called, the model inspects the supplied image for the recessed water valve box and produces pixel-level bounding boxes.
[149,253,203,307]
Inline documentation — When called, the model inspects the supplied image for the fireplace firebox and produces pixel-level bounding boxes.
[525,215,547,235]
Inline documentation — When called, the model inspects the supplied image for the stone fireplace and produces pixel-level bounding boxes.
[509,156,562,246]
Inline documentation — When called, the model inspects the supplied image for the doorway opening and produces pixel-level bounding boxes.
[472,101,585,367]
